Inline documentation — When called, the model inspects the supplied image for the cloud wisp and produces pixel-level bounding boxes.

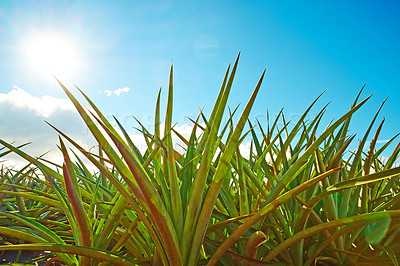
[104,87,130,96]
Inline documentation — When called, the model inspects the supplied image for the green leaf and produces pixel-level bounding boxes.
[60,138,93,254]
[0,211,77,265]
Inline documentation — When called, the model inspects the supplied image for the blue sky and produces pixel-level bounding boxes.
[0,0,399,165]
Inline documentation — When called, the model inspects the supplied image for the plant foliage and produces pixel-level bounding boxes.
[1,55,399,265]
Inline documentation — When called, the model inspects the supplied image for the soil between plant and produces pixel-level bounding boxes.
[0,250,65,265]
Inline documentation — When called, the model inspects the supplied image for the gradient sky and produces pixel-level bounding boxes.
[0,0,399,166]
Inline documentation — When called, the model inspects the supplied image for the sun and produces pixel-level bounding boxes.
[24,33,79,80]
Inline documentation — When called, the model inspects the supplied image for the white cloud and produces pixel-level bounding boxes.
[0,87,93,169]
[366,139,391,144]
[0,86,75,117]
[114,87,130,96]
[103,87,130,96]
[239,141,252,160]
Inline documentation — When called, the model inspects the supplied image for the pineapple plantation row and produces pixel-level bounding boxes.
[1,55,400,265]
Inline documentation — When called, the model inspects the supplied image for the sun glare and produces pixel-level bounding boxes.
[24,34,79,80]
